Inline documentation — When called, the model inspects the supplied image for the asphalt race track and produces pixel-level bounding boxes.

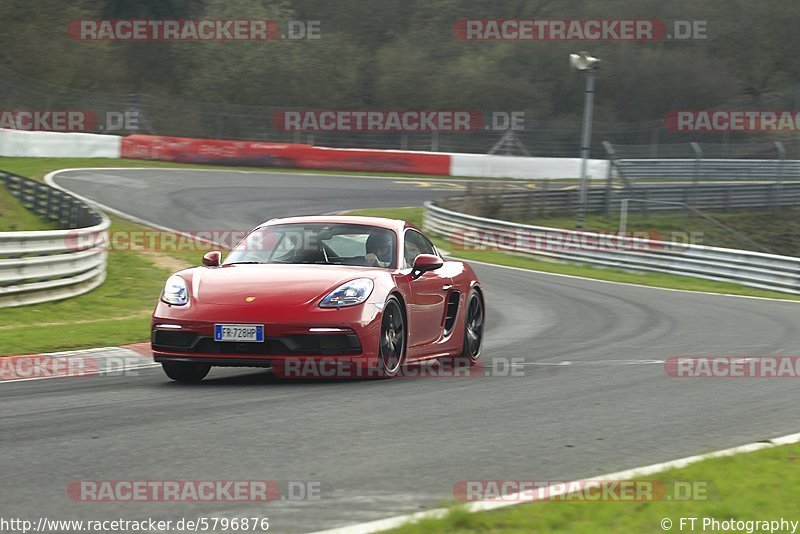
[2,168,800,533]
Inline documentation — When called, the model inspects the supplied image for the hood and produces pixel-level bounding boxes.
[191,264,375,306]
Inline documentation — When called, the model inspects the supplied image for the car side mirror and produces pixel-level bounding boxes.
[412,254,443,279]
[202,250,222,267]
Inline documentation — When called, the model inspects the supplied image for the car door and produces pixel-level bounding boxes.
[403,229,452,350]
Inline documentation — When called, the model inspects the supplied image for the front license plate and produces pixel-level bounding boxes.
[214,324,264,343]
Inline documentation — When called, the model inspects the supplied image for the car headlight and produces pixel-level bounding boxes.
[161,275,189,306]
[319,278,374,308]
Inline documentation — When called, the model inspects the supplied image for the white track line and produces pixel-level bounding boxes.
[308,432,800,534]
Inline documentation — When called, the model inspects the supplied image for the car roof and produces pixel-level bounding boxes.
[260,215,420,233]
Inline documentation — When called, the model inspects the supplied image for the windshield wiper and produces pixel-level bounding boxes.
[225,261,262,265]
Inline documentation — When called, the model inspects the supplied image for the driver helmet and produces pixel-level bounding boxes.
[365,232,393,264]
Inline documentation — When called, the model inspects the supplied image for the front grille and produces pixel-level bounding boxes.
[153,331,361,356]
[152,330,198,348]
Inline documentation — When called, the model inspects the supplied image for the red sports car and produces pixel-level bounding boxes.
[151,216,484,381]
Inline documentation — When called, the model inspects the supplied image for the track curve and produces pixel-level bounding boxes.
[2,168,799,533]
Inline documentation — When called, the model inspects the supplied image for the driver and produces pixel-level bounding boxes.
[365,232,393,267]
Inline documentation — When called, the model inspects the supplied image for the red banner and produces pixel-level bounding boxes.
[120,135,451,175]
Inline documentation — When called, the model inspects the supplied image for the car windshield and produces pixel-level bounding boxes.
[224,223,398,269]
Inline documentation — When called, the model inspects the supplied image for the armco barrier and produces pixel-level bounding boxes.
[423,201,800,295]
[442,181,800,219]
[616,159,800,181]
[0,170,109,307]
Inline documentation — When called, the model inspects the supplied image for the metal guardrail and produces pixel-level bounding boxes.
[424,201,800,296]
[0,170,109,307]
[605,141,800,182]
[615,159,800,181]
[445,182,800,219]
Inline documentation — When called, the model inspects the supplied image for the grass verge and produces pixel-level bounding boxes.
[346,207,800,301]
[389,442,800,533]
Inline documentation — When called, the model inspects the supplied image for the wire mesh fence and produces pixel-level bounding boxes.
[4,65,800,158]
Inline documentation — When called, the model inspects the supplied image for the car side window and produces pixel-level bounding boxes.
[404,230,436,268]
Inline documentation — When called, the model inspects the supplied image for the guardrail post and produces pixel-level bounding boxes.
[619,198,629,235]
[690,142,702,207]
[59,197,67,226]
[26,181,34,209]
[523,186,534,220]
[604,159,614,218]
[45,187,53,219]
[774,141,786,213]
[539,181,548,217]
[32,183,41,214]
[8,176,17,198]
[431,132,439,152]
[602,141,616,218]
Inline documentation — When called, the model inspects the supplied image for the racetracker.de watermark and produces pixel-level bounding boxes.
[65,229,704,254]
[664,110,800,132]
[454,479,713,502]
[271,110,525,132]
[67,480,322,502]
[665,356,800,378]
[65,229,247,253]
[0,354,145,381]
[0,110,139,132]
[453,19,707,41]
[273,358,524,379]
[448,229,703,253]
[0,517,271,534]
[68,19,320,41]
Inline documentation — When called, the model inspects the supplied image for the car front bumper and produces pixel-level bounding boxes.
[151,300,384,375]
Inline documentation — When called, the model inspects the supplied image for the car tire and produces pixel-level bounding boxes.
[376,296,406,378]
[162,361,211,382]
[458,289,484,365]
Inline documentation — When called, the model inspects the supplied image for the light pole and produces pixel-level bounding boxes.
[570,51,600,230]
